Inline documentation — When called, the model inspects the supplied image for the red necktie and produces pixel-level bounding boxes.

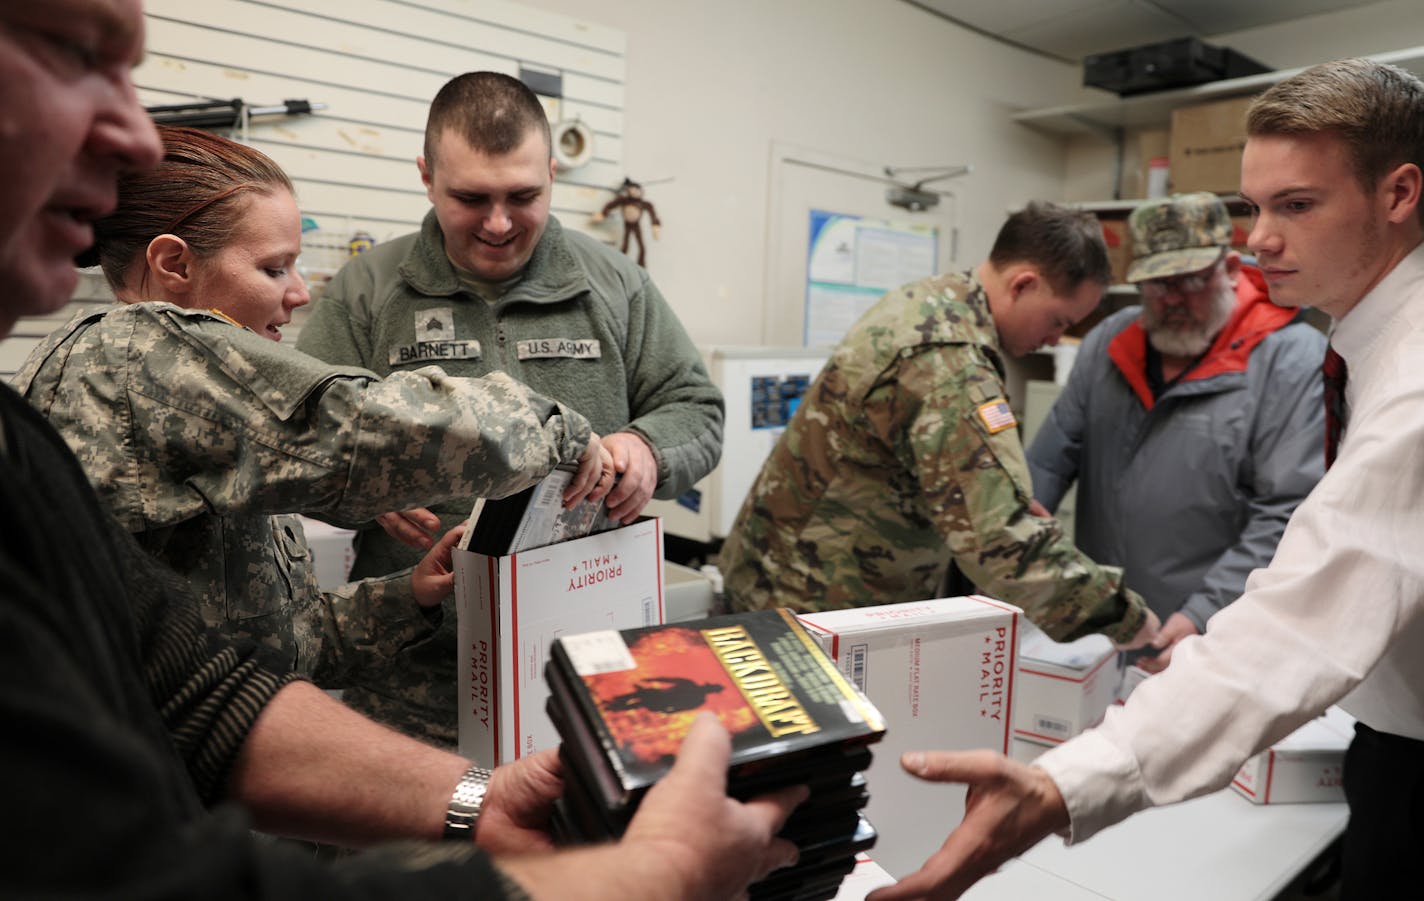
[1323,347,1348,469]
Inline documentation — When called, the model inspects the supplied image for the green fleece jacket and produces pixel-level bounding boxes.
[296,211,723,742]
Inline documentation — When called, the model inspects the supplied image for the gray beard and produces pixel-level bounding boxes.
[1144,288,1236,358]
[1147,324,1215,357]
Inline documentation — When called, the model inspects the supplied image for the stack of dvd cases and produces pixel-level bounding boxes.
[546,609,885,901]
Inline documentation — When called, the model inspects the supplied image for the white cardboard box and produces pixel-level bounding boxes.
[1009,736,1051,764]
[798,596,1021,879]
[1231,706,1357,805]
[1115,663,1152,704]
[456,519,666,765]
[831,854,895,900]
[297,516,356,590]
[1013,624,1123,747]
[664,560,715,623]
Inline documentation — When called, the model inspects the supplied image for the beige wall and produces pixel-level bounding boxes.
[1216,0,1424,70]
[509,0,1080,345]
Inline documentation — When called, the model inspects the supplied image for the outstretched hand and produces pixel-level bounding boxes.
[1137,612,1200,674]
[865,750,1068,901]
[375,507,442,549]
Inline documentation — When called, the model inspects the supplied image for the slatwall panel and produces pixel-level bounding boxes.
[5,0,625,380]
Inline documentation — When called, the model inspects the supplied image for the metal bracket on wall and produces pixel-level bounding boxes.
[144,99,327,141]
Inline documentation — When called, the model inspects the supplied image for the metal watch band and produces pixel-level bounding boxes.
[442,764,493,842]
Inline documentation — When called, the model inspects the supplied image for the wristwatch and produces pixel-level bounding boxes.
[442,764,493,842]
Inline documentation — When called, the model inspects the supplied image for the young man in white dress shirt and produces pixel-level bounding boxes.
[866,57,1424,901]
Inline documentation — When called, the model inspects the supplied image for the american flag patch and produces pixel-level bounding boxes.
[976,399,1017,434]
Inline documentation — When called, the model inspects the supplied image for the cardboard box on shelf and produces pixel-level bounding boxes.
[1230,214,1253,251]
[1100,217,1133,285]
[1169,95,1256,194]
[1013,624,1123,747]
[798,595,1021,879]
[1120,127,1171,200]
[455,518,665,765]
[1231,706,1356,805]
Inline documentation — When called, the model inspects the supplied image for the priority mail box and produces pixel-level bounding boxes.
[1231,706,1356,805]
[1009,737,1050,765]
[1013,624,1123,747]
[456,519,665,765]
[798,596,1021,879]
[1100,217,1132,285]
[1116,663,1152,704]
[832,854,894,899]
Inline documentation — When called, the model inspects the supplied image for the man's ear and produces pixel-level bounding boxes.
[144,234,195,297]
[1007,268,1039,301]
[417,154,434,195]
[1383,162,1422,225]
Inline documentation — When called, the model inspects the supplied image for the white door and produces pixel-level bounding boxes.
[763,142,964,347]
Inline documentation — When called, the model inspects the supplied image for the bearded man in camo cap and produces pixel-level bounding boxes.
[1027,191,1327,673]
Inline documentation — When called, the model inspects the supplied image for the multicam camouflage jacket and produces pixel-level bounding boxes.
[13,302,590,687]
[719,271,1148,644]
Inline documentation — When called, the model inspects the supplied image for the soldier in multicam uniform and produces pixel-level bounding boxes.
[720,202,1158,647]
[14,127,613,702]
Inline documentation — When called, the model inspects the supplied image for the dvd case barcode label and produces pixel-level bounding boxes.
[562,630,638,676]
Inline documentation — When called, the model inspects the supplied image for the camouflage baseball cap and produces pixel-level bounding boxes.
[1125,192,1232,283]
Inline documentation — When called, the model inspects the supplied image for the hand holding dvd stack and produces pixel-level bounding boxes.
[545,609,885,901]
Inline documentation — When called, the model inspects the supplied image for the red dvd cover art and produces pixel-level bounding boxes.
[582,626,759,763]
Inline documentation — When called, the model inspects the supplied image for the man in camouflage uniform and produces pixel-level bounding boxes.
[720,203,1156,646]
[1028,193,1324,670]
[15,301,599,696]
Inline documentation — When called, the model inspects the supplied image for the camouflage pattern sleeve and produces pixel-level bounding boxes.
[887,345,1148,644]
[293,567,441,687]
[113,309,591,527]
[324,366,592,521]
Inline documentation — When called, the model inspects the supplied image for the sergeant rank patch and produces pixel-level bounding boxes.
[389,308,482,365]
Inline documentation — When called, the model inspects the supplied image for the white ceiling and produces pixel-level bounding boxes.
[906,0,1385,64]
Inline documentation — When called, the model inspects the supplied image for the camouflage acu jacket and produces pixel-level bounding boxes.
[14,302,590,687]
[719,272,1147,644]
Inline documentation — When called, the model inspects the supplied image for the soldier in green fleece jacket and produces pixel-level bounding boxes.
[297,71,723,745]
